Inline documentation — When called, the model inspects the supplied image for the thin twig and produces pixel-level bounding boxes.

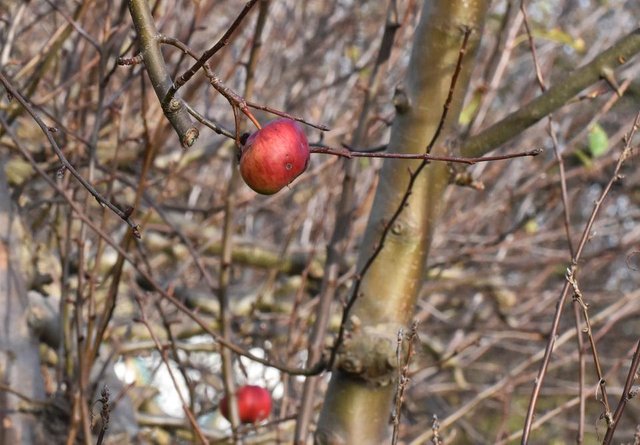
[603,339,640,443]
[431,415,443,445]
[0,384,47,405]
[519,1,546,92]
[0,113,324,377]
[498,396,582,444]
[0,71,142,237]
[184,101,235,138]
[94,386,110,445]
[391,321,419,445]
[468,5,523,134]
[157,34,328,133]
[215,5,272,438]
[461,28,640,157]
[245,100,330,131]
[164,0,260,104]
[134,295,210,445]
[521,111,640,444]
[572,300,587,445]
[566,269,611,418]
[311,144,542,164]
[520,3,583,442]
[409,290,640,444]
[426,27,471,154]
[521,0,575,256]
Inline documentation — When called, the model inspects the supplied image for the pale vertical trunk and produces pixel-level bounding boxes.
[0,164,45,444]
[315,1,490,443]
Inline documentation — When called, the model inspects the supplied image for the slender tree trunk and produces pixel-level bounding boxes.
[0,163,45,444]
[315,1,489,443]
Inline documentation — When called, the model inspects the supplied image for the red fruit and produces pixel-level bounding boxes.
[239,118,310,195]
[220,385,272,424]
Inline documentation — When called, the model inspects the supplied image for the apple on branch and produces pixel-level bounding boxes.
[239,118,310,195]
[220,385,272,424]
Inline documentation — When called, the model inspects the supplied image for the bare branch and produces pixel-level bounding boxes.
[462,28,640,157]
[127,0,199,147]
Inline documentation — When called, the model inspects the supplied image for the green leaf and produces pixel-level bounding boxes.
[588,123,609,158]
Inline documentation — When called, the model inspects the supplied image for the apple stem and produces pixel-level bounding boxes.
[243,108,262,130]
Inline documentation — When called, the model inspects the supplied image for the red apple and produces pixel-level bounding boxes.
[220,385,272,424]
[239,118,310,195]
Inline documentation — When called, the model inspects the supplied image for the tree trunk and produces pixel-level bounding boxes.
[315,1,489,443]
[0,162,45,444]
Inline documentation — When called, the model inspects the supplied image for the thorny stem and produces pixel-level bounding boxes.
[391,322,418,445]
[566,270,611,417]
[521,112,640,444]
[94,386,110,445]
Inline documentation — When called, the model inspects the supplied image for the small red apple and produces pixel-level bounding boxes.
[239,118,310,195]
[220,385,272,424]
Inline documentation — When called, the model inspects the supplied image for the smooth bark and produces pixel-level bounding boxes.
[0,164,45,444]
[315,1,490,443]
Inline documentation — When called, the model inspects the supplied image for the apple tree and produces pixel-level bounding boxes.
[1,1,640,444]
